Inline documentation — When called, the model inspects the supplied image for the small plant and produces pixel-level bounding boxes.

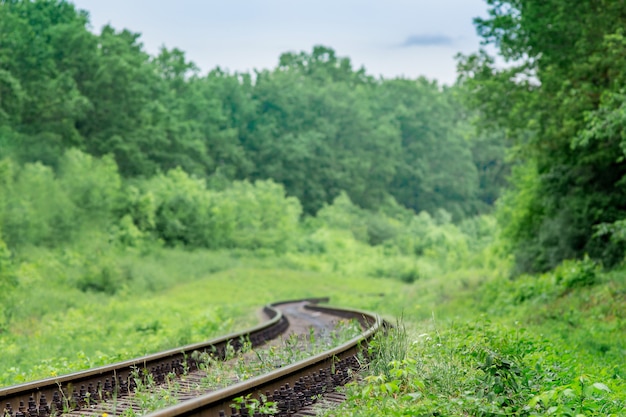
[190,320,364,395]
[224,341,236,361]
[231,393,278,416]
[357,359,422,400]
[124,368,179,415]
[196,350,224,389]
[528,375,614,415]
[367,318,408,379]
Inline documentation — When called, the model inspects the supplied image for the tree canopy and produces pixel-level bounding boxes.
[0,0,507,221]
[460,0,626,272]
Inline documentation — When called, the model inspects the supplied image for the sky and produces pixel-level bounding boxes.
[70,0,490,85]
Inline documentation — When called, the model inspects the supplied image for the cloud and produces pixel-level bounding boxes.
[401,34,454,47]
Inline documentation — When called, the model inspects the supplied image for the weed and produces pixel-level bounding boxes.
[231,393,277,416]
[103,368,181,416]
[193,321,364,393]
[366,318,408,379]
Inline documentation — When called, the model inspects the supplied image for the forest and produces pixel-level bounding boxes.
[1,0,625,415]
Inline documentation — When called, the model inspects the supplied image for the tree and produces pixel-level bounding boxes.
[0,0,92,164]
[373,79,481,219]
[246,47,400,214]
[460,0,626,272]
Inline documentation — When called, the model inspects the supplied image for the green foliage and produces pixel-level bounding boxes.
[248,50,401,214]
[58,149,122,221]
[555,256,599,290]
[0,0,91,163]
[496,162,547,273]
[220,180,302,251]
[0,150,124,248]
[461,0,626,272]
[292,192,502,285]
[316,192,389,244]
[231,394,277,417]
[1,160,76,246]
[128,169,301,251]
[73,251,127,295]
[139,168,216,247]
[0,0,505,219]
[469,127,511,208]
[377,79,482,219]
[367,320,409,380]
[334,318,624,416]
[475,257,601,318]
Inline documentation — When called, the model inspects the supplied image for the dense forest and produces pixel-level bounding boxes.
[0,0,506,219]
[0,0,509,326]
[2,0,626,414]
[0,0,513,298]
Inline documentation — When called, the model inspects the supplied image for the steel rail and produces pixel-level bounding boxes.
[0,299,303,415]
[145,304,382,417]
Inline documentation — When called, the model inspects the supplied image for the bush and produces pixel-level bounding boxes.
[0,151,123,249]
[58,149,122,221]
[1,161,76,246]
[220,180,302,252]
[554,256,599,291]
[128,171,301,251]
[315,192,368,242]
[316,193,409,246]
[143,168,219,247]
[365,215,400,246]
[76,261,125,295]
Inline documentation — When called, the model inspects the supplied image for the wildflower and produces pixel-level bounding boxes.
[102,413,109,417]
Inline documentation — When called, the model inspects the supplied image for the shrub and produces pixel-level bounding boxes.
[0,151,123,249]
[554,256,599,291]
[365,214,400,246]
[220,180,302,252]
[315,192,368,242]
[76,261,124,295]
[1,161,76,246]
[130,171,301,251]
[57,149,122,221]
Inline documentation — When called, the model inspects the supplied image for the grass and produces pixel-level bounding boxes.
[326,260,626,416]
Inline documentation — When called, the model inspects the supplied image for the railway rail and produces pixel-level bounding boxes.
[1,299,384,417]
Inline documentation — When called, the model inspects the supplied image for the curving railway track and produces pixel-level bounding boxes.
[1,298,384,417]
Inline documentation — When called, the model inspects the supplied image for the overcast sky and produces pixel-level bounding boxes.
[70,0,489,85]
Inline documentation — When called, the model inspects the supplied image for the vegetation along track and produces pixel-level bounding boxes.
[1,298,384,417]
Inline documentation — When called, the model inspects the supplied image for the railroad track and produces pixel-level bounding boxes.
[1,299,384,417]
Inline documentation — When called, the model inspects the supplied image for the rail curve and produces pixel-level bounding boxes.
[1,299,384,417]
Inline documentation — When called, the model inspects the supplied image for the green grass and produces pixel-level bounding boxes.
[327,260,626,416]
